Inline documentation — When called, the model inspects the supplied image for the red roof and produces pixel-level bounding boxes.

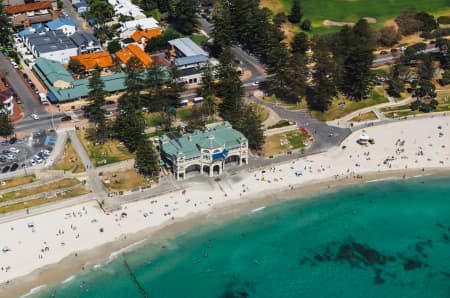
[5,1,52,14]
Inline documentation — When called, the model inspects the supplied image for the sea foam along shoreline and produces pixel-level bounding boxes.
[0,115,449,297]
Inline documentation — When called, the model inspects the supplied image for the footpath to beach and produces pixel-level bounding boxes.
[1,115,450,296]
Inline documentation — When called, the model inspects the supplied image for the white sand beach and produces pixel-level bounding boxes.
[1,116,450,295]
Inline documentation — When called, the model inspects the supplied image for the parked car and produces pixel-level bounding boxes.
[6,153,15,160]
[10,163,18,171]
[33,155,42,163]
[104,111,113,118]
[106,100,115,105]
[60,115,72,122]
[9,137,16,144]
[30,113,39,120]
[380,50,388,55]
[8,147,19,153]
[30,160,36,166]
[1,140,8,146]
[2,166,10,173]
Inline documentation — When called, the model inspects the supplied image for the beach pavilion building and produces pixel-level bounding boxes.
[159,122,248,180]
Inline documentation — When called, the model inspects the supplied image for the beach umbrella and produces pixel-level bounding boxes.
[27,222,34,228]
[438,125,442,129]
[121,212,127,217]
[2,246,10,252]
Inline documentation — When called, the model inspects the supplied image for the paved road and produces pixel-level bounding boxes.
[62,0,92,33]
[372,45,439,66]
[248,94,351,153]
[0,54,45,117]
[197,17,268,84]
[68,130,108,198]
[15,112,66,133]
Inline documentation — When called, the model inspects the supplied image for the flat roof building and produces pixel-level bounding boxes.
[168,37,208,58]
[24,30,78,64]
[160,122,248,180]
[46,18,77,35]
[70,32,101,54]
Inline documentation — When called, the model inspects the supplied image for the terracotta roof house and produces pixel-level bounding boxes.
[6,1,57,28]
[116,44,153,68]
[131,28,162,45]
[71,52,113,70]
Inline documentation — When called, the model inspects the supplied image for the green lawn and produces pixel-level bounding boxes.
[263,129,308,156]
[279,0,450,32]
[77,130,134,167]
[312,87,388,121]
[190,34,209,45]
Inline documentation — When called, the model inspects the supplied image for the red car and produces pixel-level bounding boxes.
[61,115,72,122]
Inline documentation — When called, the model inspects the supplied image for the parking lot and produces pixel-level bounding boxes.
[0,130,56,174]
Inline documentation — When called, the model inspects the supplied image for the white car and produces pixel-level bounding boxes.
[33,155,42,163]
[9,147,19,153]
[30,113,39,120]
[30,160,36,166]
[6,153,15,160]
[252,81,260,86]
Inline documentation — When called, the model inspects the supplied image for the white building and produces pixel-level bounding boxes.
[24,30,78,64]
[0,91,14,116]
[46,18,77,36]
[108,0,145,20]
[119,17,159,38]
[167,37,218,86]
[23,30,101,64]
[160,122,248,180]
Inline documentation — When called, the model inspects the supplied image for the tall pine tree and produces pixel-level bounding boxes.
[288,0,303,24]
[87,66,107,142]
[0,103,13,138]
[340,19,375,100]
[267,51,307,103]
[306,37,336,112]
[217,48,244,125]
[236,105,265,151]
[0,2,12,46]
[198,61,217,117]
[135,138,160,176]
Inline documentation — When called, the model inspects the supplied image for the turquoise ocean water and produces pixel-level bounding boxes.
[37,176,450,298]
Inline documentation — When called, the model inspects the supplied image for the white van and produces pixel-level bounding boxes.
[39,93,48,104]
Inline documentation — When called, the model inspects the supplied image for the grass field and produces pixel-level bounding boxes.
[262,129,307,156]
[77,129,134,167]
[272,0,450,33]
[102,169,152,191]
[0,185,90,214]
[311,87,388,121]
[349,111,378,122]
[0,178,80,203]
[0,175,36,191]
[52,139,86,173]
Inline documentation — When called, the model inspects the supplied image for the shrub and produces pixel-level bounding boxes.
[268,119,292,129]
[437,16,450,24]
[301,19,312,31]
